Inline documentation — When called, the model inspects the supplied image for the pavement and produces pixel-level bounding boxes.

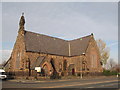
[1,76,119,89]
[5,75,117,82]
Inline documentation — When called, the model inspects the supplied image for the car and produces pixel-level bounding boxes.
[0,69,7,80]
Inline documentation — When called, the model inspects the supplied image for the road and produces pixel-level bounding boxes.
[1,76,119,89]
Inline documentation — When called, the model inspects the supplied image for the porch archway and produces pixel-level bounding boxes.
[42,62,51,76]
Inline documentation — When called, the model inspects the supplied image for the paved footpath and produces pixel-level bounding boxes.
[1,76,120,89]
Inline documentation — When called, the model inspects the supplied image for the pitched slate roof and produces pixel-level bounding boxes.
[24,30,92,56]
[70,35,91,56]
[24,31,69,56]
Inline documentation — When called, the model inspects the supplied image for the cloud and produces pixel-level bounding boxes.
[2,2,118,42]
[0,50,12,64]
[1,0,119,2]
[0,3,2,48]
[1,2,118,64]
[27,11,117,41]
[108,42,118,47]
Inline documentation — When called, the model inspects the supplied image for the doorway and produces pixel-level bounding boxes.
[72,68,75,75]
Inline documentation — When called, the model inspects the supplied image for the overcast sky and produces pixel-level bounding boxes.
[0,2,118,64]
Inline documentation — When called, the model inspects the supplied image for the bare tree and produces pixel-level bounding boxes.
[96,39,110,66]
[115,64,120,73]
[106,58,117,70]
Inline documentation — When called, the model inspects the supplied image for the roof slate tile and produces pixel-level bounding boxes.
[24,30,92,56]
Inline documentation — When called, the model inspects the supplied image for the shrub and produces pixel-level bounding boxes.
[103,69,118,76]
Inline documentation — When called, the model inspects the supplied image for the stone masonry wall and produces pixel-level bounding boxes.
[5,31,103,77]
[85,36,103,72]
[5,30,27,72]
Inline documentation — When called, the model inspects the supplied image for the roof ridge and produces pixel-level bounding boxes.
[25,30,92,42]
[25,30,67,41]
[68,34,92,41]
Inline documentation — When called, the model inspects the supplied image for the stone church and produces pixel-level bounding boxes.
[4,14,103,77]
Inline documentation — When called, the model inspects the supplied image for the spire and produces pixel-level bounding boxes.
[19,12,25,30]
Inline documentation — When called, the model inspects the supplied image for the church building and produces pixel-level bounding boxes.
[4,14,103,77]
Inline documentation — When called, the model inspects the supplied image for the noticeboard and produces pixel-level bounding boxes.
[35,67,41,72]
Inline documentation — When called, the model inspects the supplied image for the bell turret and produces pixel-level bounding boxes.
[19,13,25,31]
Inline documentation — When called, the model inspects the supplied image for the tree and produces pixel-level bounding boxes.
[109,58,116,69]
[105,58,117,70]
[114,64,120,73]
[96,39,110,66]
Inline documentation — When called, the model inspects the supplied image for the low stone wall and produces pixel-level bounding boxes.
[6,70,103,80]
[6,70,37,77]
[68,72,103,76]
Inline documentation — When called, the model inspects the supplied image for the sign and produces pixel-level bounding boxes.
[35,67,41,72]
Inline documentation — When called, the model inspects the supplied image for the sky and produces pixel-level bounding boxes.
[0,2,118,64]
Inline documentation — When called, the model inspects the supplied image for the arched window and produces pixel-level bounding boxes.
[43,64,49,76]
[63,60,67,71]
[91,54,97,68]
[59,63,62,72]
[82,61,86,71]
[16,52,21,69]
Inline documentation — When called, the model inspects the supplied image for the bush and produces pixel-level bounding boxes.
[103,70,118,76]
